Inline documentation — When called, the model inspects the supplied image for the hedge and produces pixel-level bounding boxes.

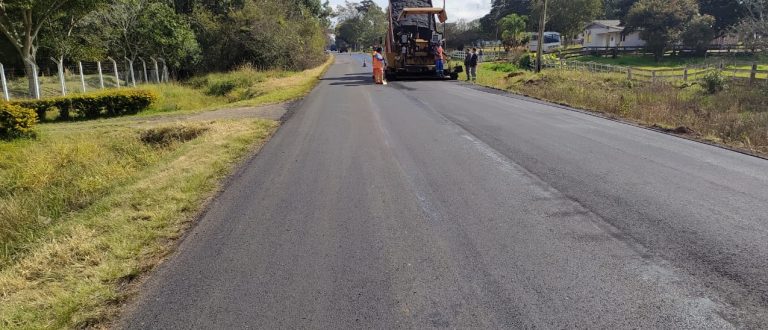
[12,89,158,121]
[0,103,37,139]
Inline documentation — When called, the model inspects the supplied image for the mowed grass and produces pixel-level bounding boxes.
[476,62,768,155]
[0,56,333,329]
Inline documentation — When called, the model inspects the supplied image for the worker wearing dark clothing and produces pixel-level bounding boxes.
[464,51,472,81]
[468,48,479,82]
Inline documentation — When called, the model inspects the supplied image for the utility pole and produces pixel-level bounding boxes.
[536,0,548,73]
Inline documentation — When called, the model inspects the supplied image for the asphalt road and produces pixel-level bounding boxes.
[121,55,768,329]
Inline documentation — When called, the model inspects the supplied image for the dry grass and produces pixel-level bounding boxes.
[477,63,768,155]
[0,56,334,329]
[0,119,278,328]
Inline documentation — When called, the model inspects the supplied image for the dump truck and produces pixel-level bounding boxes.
[384,0,462,80]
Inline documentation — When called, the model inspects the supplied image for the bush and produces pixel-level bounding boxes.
[701,70,727,94]
[187,64,271,97]
[0,103,37,139]
[518,53,533,70]
[13,89,158,121]
[486,62,520,73]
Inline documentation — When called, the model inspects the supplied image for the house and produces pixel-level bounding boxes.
[582,20,645,48]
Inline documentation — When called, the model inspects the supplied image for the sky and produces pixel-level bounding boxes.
[328,0,492,22]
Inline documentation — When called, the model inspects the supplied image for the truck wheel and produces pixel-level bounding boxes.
[450,73,459,80]
[385,73,396,81]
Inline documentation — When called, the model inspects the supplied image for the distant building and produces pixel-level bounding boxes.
[581,20,644,48]
[581,20,739,49]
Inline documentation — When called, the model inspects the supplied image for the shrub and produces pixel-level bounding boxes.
[701,70,727,94]
[486,62,520,73]
[13,89,158,121]
[518,53,533,70]
[0,103,37,139]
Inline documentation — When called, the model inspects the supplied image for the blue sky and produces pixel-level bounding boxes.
[327,0,491,22]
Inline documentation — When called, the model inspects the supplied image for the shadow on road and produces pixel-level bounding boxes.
[322,73,373,87]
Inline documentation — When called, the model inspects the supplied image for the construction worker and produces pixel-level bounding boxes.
[372,47,385,84]
[435,42,445,78]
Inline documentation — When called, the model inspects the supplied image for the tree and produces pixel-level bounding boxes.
[732,0,768,52]
[532,0,602,43]
[681,14,716,56]
[0,0,104,96]
[699,0,746,35]
[334,1,386,50]
[498,14,527,49]
[481,0,533,38]
[603,0,637,21]
[191,0,328,71]
[84,0,199,69]
[625,0,699,61]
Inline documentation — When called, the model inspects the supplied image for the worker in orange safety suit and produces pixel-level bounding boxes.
[372,47,386,84]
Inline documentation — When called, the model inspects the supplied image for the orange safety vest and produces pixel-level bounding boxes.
[372,53,384,69]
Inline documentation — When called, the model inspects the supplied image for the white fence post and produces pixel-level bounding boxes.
[25,59,41,100]
[151,57,160,83]
[108,57,120,88]
[97,61,105,89]
[159,58,168,83]
[0,63,9,101]
[125,57,136,87]
[51,57,66,96]
[140,58,148,83]
[78,61,86,93]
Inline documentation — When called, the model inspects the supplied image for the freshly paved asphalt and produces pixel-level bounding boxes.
[121,55,768,329]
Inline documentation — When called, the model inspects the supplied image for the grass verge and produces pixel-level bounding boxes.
[0,119,278,328]
[0,56,333,328]
[140,55,334,116]
[476,63,768,156]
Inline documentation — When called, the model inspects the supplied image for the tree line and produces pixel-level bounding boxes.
[471,0,766,60]
[0,0,333,95]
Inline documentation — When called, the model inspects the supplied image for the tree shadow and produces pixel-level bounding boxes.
[322,73,373,87]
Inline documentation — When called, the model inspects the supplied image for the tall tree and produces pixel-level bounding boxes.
[481,0,533,38]
[498,13,527,50]
[732,0,768,52]
[532,0,602,42]
[0,0,104,96]
[603,0,637,21]
[699,0,746,34]
[681,14,716,56]
[334,1,386,50]
[625,0,699,61]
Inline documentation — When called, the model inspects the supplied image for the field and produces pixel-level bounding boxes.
[476,62,768,156]
[0,56,333,328]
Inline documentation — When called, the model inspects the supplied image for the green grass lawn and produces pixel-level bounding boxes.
[0,56,333,329]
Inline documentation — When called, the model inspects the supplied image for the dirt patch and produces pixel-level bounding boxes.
[651,124,696,135]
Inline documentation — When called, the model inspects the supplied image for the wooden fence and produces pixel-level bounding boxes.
[540,59,768,85]
[557,45,759,59]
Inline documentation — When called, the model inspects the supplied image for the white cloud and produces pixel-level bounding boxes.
[327,0,490,22]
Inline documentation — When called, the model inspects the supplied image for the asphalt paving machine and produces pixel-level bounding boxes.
[384,0,462,80]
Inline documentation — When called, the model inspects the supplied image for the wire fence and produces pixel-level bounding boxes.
[0,57,170,101]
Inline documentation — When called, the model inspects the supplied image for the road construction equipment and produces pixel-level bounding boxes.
[384,0,462,80]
